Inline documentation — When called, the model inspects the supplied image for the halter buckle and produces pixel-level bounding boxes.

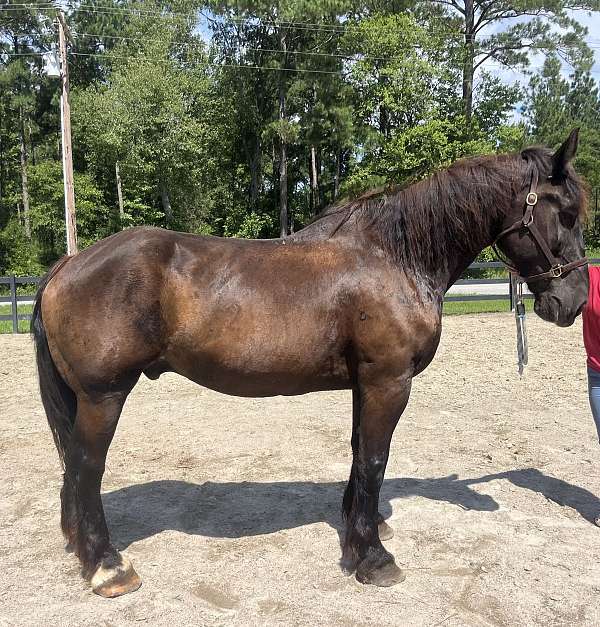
[550,264,564,278]
[526,192,538,206]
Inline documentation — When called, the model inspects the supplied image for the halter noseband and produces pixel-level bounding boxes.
[492,168,588,282]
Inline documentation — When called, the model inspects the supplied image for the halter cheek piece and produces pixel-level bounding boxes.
[492,168,588,282]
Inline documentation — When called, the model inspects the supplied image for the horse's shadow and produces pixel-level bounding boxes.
[103,468,600,551]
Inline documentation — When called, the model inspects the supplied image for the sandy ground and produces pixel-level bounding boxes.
[1,313,600,627]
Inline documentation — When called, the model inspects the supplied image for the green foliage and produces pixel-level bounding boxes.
[26,161,113,261]
[223,207,274,238]
[526,54,600,189]
[0,218,44,275]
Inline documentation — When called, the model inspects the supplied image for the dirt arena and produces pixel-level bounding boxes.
[1,313,600,626]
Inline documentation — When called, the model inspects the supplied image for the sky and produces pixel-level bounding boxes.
[469,9,600,121]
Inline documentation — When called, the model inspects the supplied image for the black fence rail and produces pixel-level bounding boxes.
[446,261,517,304]
[447,259,600,307]
[0,275,40,333]
[2,259,599,333]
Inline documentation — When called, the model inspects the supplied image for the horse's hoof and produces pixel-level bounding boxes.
[378,520,394,541]
[356,560,405,587]
[91,554,142,598]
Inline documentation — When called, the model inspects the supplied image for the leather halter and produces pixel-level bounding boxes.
[492,168,588,282]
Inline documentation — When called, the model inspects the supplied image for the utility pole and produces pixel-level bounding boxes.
[57,11,78,255]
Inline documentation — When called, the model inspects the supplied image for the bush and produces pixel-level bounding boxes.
[0,218,45,276]
[28,160,114,263]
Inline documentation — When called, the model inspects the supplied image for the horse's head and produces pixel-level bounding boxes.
[495,129,589,327]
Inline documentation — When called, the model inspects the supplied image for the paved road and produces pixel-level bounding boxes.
[447,282,532,296]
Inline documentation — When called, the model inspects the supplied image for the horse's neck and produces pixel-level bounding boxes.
[297,166,511,293]
[439,190,508,293]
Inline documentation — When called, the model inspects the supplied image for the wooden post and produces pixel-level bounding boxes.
[278,28,288,238]
[19,106,31,238]
[58,12,78,255]
[310,145,318,213]
[116,160,124,222]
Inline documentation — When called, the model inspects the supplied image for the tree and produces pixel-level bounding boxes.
[0,4,48,239]
[1,0,598,274]
[74,5,234,234]
[208,0,353,236]
[339,11,513,193]
[425,0,599,123]
[526,54,600,188]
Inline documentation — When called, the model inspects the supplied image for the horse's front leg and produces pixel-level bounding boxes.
[343,388,394,541]
[342,375,411,586]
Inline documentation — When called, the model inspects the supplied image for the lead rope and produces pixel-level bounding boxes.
[514,276,528,377]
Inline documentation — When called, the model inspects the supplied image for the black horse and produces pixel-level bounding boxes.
[32,130,588,596]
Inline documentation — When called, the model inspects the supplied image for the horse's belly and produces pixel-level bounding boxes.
[163,342,350,397]
[162,275,351,395]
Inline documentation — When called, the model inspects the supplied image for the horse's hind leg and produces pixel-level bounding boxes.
[342,388,394,541]
[342,377,411,587]
[65,388,141,598]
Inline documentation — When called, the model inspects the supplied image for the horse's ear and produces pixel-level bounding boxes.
[552,128,579,178]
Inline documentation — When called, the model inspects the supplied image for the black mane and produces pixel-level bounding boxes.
[309,148,587,274]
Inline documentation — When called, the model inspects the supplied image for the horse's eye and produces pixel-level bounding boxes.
[559,212,576,229]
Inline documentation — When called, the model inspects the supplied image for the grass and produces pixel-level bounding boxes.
[443,299,534,316]
[0,303,33,333]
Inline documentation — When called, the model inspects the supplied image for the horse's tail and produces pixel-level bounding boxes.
[31,256,76,466]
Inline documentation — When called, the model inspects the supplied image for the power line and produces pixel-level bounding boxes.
[46,4,600,48]
[74,30,600,53]
[0,49,348,74]
[74,32,426,62]
[19,3,465,37]
[67,51,347,75]
[4,5,600,64]
[4,47,600,80]
[3,46,600,77]
[2,30,599,68]
[74,8,361,34]
[0,51,44,56]
[5,2,600,47]
[69,3,359,32]
[0,3,452,38]
[7,1,600,42]
[74,1,353,31]
[0,4,57,10]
